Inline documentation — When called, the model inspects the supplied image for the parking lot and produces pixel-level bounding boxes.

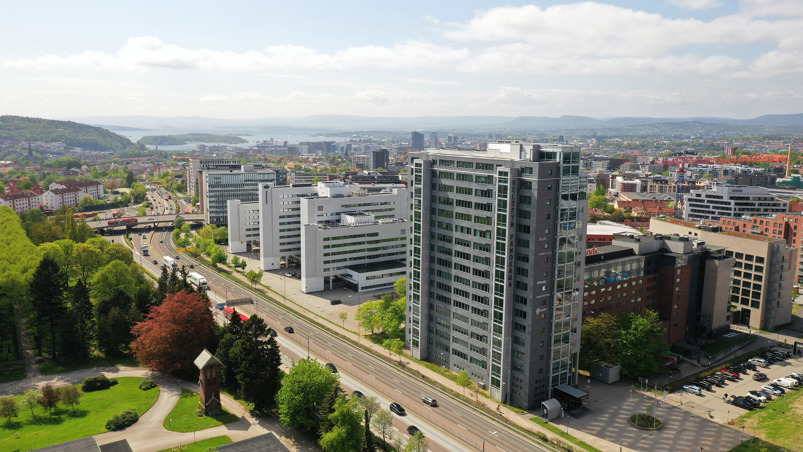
[666,350,803,425]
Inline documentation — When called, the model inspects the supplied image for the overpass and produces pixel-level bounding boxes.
[87,213,205,229]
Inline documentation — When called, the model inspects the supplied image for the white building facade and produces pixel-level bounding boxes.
[684,185,787,222]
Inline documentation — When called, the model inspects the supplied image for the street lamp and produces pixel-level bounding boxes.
[482,431,497,452]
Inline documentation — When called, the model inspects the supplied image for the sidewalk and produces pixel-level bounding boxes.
[221,250,636,452]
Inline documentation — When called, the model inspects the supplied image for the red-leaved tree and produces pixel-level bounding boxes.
[131,290,216,379]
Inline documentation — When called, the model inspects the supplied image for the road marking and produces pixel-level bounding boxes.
[395,389,403,393]
[346,352,352,357]
[457,424,467,430]
[450,410,461,417]
[346,361,352,366]
[496,447,507,452]
[369,365,375,369]
[393,378,400,383]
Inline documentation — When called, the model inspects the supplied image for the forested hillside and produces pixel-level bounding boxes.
[137,133,248,146]
[0,115,134,151]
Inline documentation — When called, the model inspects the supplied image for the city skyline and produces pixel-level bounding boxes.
[2,1,803,120]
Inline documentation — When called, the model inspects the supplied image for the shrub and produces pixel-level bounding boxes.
[139,379,157,391]
[105,409,139,431]
[82,375,117,392]
[536,431,549,442]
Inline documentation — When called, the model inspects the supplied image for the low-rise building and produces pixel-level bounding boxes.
[683,185,787,222]
[0,191,42,213]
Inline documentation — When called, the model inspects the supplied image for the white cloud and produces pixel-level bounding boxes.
[198,94,227,102]
[667,0,721,10]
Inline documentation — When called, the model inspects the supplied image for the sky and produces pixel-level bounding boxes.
[2,0,803,121]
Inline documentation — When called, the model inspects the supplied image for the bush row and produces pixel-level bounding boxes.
[106,409,139,431]
[81,375,118,392]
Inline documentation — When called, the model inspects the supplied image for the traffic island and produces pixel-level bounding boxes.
[629,414,663,430]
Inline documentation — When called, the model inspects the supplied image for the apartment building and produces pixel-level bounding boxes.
[683,185,786,221]
[650,218,795,331]
[49,180,104,200]
[0,191,42,213]
[407,142,587,410]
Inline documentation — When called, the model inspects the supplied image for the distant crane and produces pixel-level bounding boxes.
[675,162,685,220]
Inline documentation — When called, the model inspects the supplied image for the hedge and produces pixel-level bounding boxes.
[139,379,157,390]
[106,409,139,431]
[81,375,118,392]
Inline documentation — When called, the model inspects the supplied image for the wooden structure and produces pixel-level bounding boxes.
[193,348,223,415]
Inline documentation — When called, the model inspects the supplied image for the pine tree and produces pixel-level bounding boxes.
[70,279,94,359]
[30,256,67,358]
[362,409,375,452]
[235,315,282,412]
[156,266,169,303]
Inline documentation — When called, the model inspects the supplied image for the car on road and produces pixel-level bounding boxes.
[749,357,768,367]
[284,326,294,333]
[390,402,406,415]
[422,396,438,406]
[407,425,421,436]
[683,385,703,395]
[285,272,293,277]
[729,397,754,411]
[352,391,364,398]
[159,240,164,243]
[753,372,768,381]
[325,363,338,373]
[174,255,180,260]
[152,260,158,265]
[762,385,784,396]
[148,217,155,220]
[330,299,342,305]
[189,264,194,269]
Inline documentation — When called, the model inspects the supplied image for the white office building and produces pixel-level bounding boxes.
[684,185,787,222]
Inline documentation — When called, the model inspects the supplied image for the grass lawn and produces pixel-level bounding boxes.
[38,354,140,375]
[0,361,26,383]
[728,438,787,452]
[164,390,239,432]
[733,380,803,451]
[703,335,756,357]
[0,376,160,451]
[157,435,232,452]
[529,416,603,452]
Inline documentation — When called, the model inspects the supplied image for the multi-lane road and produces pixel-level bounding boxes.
[140,226,552,452]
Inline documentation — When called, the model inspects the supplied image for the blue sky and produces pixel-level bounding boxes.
[2,0,802,120]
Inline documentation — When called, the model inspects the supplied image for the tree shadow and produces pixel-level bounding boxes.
[1,419,22,429]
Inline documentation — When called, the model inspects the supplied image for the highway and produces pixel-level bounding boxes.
[142,226,553,452]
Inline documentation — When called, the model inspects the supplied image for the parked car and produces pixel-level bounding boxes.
[706,376,725,387]
[749,357,768,367]
[762,353,777,363]
[695,380,712,391]
[390,402,406,415]
[741,362,757,371]
[790,372,803,380]
[750,390,772,401]
[787,374,803,384]
[729,397,754,411]
[761,385,784,396]
[768,383,786,394]
[720,370,738,381]
[407,425,422,436]
[730,364,749,374]
[683,385,703,395]
[330,299,342,305]
[285,272,293,277]
[746,391,768,404]
[284,326,294,333]
[773,378,798,389]
[352,391,364,398]
[753,372,768,381]
[325,363,338,373]
[422,396,438,406]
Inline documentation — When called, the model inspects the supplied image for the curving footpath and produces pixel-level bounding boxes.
[0,366,314,452]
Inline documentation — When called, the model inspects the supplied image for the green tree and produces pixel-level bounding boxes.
[371,409,393,449]
[355,300,383,335]
[618,310,667,379]
[96,304,140,357]
[124,171,135,188]
[73,242,102,281]
[404,432,428,452]
[235,315,282,412]
[69,279,94,360]
[382,338,404,363]
[362,409,375,452]
[0,397,19,424]
[22,389,39,418]
[102,243,134,266]
[338,311,348,328]
[59,386,82,413]
[137,206,146,216]
[277,357,340,434]
[394,277,406,300]
[246,269,264,289]
[231,255,241,269]
[173,216,186,229]
[319,396,364,452]
[457,369,472,396]
[90,260,137,302]
[210,247,227,267]
[30,256,67,358]
[78,195,95,210]
[579,313,620,370]
[216,333,240,388]
[213,226,228,244]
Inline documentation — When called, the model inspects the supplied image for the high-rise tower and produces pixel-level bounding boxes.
[407,142,587,409]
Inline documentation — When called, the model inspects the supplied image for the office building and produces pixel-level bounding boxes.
[407,142,587,410]
[429,132,439,148]
[187,158,239,197]
[715,212,803,284]
[583,234,733,345]
[650,218,795,331]
[202,166,276,226]
[683,185,786,221]
[373,149,390,171]
[411,132,425,151]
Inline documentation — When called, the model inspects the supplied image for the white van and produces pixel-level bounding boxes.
[773,378,799,389]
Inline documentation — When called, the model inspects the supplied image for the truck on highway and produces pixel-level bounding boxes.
[163,256,177,268]
[188,272,208,290]
[141,245,149,256]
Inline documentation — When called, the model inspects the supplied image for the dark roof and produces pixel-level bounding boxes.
[99,439,134,452]
[554,384,590,400]
[216,433,290,452]
[32,437,99,452]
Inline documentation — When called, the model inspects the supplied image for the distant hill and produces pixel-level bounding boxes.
[0,115,133,151]
[137,133,249,146]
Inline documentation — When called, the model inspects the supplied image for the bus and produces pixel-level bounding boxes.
[222,307,249,322]
[108,217,138,227]
[188,272,208,290]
